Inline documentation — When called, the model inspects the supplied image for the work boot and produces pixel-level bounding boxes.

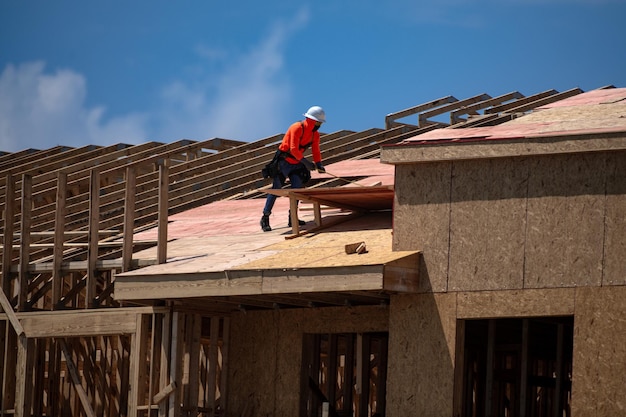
[288,212,306,227]
[260,215,272,232]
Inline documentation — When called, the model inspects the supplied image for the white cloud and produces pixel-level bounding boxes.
[0,61,148,152]
[0,9,309,152]
[153,8,310,142]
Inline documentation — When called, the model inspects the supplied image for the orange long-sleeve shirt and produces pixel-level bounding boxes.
[278,117,322,165]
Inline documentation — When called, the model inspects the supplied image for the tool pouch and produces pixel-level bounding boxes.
[261,150,283,179]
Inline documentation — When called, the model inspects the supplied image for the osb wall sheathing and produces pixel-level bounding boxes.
[393,162,452,293]
[570,286,626,416]
[226,305,389,417]
[525,153,605,287]
[393,150,626,292]
[386,287,626,417]
[386,292,457,417]
[448,158,528,291]
[604,152,626,285]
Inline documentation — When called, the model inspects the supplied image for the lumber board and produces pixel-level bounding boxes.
[0,306,169,338]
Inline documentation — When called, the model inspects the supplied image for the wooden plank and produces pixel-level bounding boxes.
[289,195,300,235]
[147,314,158,412]
[157,160,169,264]
[186,314,201,415]
[0,288,24,336]
[1,174,15,293]
[418,93,491,126]
[10,307,167,338]
[169,312,184,417]
[450,91,524,124]
[128,314,148,416]
[59,339,97,417]
[153,381,177,404]
[219,317,230,416]
[519,319,529,417]
[159,311,172,415]
[385,95,457,128]
[87,169,99,308]
[485,89,558,114]
[207,317,219,417]
[14,334,33,417]
[52,171,67,308]
[2,325,17,414]
[122,166,137,272]
[265,185,394,213]
[484,320,495,416]
[17,174,32,311]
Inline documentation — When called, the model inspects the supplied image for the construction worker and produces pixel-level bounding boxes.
[260,106,326,232]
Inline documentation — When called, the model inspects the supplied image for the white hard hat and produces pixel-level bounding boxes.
[304,106,326,123]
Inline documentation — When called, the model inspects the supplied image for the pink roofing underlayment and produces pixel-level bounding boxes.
[399,88,626,145]
[122,158,395,273]
[133,159,394,242]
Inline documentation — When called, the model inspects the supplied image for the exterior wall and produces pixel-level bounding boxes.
[389,150,626,416]
[393,151,626,291]
[227,305,389,416]
[386,287,626,417]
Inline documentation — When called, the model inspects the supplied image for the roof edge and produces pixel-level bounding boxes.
[381,130,626,164]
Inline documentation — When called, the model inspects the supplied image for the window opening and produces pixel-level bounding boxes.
[459,317,573,417]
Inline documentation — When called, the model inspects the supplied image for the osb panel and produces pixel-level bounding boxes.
[386,293,457,417]
[393,163,452,292]
[237,227,398,269]
[510,100,626,132]
[227,306,389,417]
[571,286,626,416]
[603,151,626,285]
[457,288,576,318]
[525,153,605,288]
[448,158,528,291]
[227,310,279,417]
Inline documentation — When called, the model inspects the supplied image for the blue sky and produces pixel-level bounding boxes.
[1,0,625,152]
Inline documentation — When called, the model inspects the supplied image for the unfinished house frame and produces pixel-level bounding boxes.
[1,86,625,417]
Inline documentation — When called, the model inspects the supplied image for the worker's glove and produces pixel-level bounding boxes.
[300,158,315,171]
[315,162,326,174]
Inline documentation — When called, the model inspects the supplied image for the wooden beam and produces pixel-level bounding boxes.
[184,314,201,414]
[128,314,148,416]
[484,319,495,417]
[520,319,529,417]
[153,381,178,404]
[87,169,99,308]
[17,174,32,312]
[219,317,230,415]
[0,288,24,336]
[2,325,18,414]
[14,334,33,417]
[207,317,219,416]
[169,311,184,417]
[52,171,67,308]
[122,166,137,272]
[157,160,169,264]
[159,311,172,415]
[58,339,97,417]
[385,95,457,128]
[2,173,15,294]
[1,306,169,338]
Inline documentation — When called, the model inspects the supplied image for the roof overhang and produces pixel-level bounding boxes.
[114,250,420,313]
